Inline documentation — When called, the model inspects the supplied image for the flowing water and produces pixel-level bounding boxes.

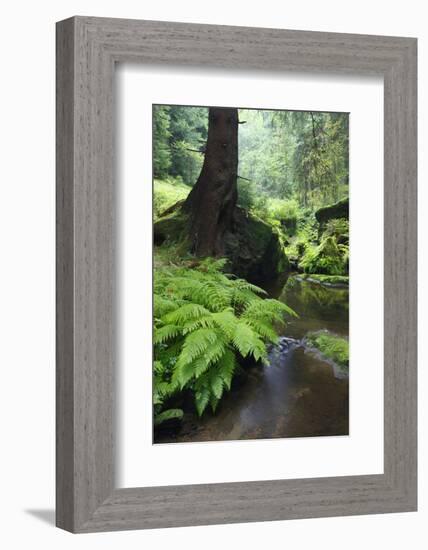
[155,275,349,444]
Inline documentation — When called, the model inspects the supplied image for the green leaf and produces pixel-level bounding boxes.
[195,388,210,417]
[154,408,184,426]
[211,309,239,338]
[217,349,236,390]
[210,373,224,400]
[153,360,164,375]
[210,395,219,413]
[163,303,211,325]
[154,295,177,317]
[177,328,219,366]
[154,324,181,344]
[232,321,265,359]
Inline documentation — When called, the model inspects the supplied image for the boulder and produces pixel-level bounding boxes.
[153,206,289,284]
[224,208,289,283]
[153,212,188,246]
[315,197,349,226]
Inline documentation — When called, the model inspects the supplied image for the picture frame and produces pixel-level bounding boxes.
[56,16,417,533]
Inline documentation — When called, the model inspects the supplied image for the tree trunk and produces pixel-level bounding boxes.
[183,107,238,256]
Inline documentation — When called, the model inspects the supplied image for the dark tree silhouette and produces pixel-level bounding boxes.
[183,107,238,256]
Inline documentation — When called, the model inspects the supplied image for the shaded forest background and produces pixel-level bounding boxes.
[153,105,349,217]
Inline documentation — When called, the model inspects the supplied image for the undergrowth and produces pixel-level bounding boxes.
[153,257,296,421]
[153,178,190,219]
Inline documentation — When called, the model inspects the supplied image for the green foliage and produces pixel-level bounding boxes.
[299,235,348,275]
[153,106,172,178]
[153,258,296,418]
[153,105,349,213]
[290,111,349,208]
[324,218,349,243]
[237,178,257,209]
[284,214,318,260]
[238,109,349,210]
[154,408,184,426]
[153,178,190,219]
[153,105,208,185]
[306,331,349,371]
[254,197,300,229]
[238,109,296,199]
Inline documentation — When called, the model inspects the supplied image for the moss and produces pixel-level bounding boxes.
[153,204,290,285]
[224,208,289,283]
[297,274,349,287]
[305,331,349,371]
[153,211,188,245]
[153,178,191,219]
[315,197,349,226]
[323,218,349,245]
[299,236,347,275]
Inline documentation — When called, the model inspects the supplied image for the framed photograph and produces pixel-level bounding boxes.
[56,16,417,532]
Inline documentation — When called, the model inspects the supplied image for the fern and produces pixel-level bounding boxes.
[217,349,237,390]
[154,408,184,426]
[163,303,211,325]
[195,387,210,417]
[153,257,296,419]
[178,327,220,365]
[153,324,182,344]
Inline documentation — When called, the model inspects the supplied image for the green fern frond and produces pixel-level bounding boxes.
[154,324,181,344]
[154,295,178,317]
[192,355,211,379]
[153,360,164,375]
[243,298,297,323]
[172,359,197,389]
[177,327,219,366]
[154,380,175,399]
[244,318,279,343]
[182,314,216,334]
[233,278,267,295]
[194,281,232,312]
[210,371,224,400]
[163,303,211,325]
[154,408,183,426]
[217,349,236,390]
[232,321,265,360]
[231,287,260,308]
[195,387,210,417]
[210,395,219,413]
[211,309,239,338]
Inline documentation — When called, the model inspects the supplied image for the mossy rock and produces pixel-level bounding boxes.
[158,199,186,218]
[224,208,289,283]
[154,206,289,284]
[299,236,347,275]
[315,198,349,226]
[305,330,349,373]
[154,211,188,245]
[297,274,349,287]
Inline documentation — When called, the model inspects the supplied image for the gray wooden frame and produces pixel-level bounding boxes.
[56,16,417,533]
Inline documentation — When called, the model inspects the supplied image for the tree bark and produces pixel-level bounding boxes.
[183,107,238,256]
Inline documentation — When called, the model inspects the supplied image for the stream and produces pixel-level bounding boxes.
[155,274,349,443]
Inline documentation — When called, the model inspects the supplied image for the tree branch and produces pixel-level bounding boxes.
[184,147,205,153]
